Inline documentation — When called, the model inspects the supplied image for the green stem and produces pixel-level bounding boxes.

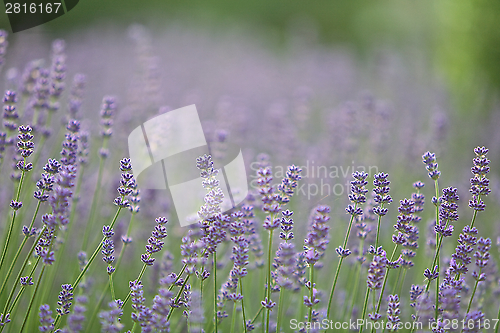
[240,280,247,333]
[359,287,370,333]
[374,204,384,250]
[327,204,357,319]
[0,226,46,327]
[250,306,264,324]
[376,244,399,316]
[214,252,218,333]
[276,288,284,333]
[52,207,122,330]
[122,263,147,309]
[81,143,107,251]
[166,273,190,322]
[20,265,46,333]
[495,299,500,333]
[0,198,42,298]
[466,273,481,314]
[397,269,407,297]
[108,273,115,301]
[230,294,237,333]
[84,242,129,333]
[265,229,274,333]
[0,167,26,275]
[308,264,314,329]
[433,179,440,322]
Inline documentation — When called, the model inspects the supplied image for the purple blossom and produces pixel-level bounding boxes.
[38,304,54,332]
[367,253,387,290]
[56,284,74,315]
[422,151,440,180]
[3,90,18,132]
[99,299,124,333]
[469,146,490,211]
[100,96,116,138]
[141,217,168,266]
[304,205,330,265]
[386,294,401,328]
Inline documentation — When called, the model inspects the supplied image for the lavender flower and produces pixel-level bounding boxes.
[57,284,74,315]
[141,217,168,266]
[411,181,425,223]
[472,237,491,281]
[99,299,124,333]
[48,39,66,106]
[469,146,490,211]
[347,171,369,214]
[367,252,387,290]
[114,158,135,209]
[98,96,116,158]
[130,280,152,331]
[0,30,7,69]
[386,294,401,330]
[449,225,478,276]
[463,311,485,332]
[435,187,459,237]
[196,154,224,220]
[100,96,116,138]
[372,172,392,216]
[17,124,34,160]
[392,199,418,268]
[68,74,86,119]
[422,151,441,180]
[150,277,173,331]
[20,276,33,286]
[38,304,54,332]
[304,205,330,265]
[3,90,18,132]
[64,295,87,333]
[102,225,115,273]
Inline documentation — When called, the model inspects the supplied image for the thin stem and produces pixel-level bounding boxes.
[265,229,274,333]
[347,260,362,321]
[308,264,314,328]
[377,245,399,316]
[214,252,218,333]
[374,204,384,249]
[397,268,407,298]
[84,242,129,333]
[122,263,147,309]
[108,273,115,301]
[240,279,248,333]
[82,142,107,251]
[250,306,264,324]
[433,178,440,322]
[1,226,46,327]
[166,273,190,322]
[495,299,500,333]
[276,288,284,333]
[359,287,370,333]
[231,288,237,333]
[327,205,357,319]
[52,207,122,330]
[466,273,481,314]
[0,167,26,274]
[0,198,42,298]
[20,265,46,333]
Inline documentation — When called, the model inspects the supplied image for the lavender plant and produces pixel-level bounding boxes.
[0,30,499,333]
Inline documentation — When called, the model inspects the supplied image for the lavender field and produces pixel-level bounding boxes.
[0,23,499,333]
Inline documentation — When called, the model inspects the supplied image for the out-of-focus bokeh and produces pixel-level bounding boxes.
[2,0,500,113]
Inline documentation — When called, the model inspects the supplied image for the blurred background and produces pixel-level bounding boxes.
[1,1,500,330]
